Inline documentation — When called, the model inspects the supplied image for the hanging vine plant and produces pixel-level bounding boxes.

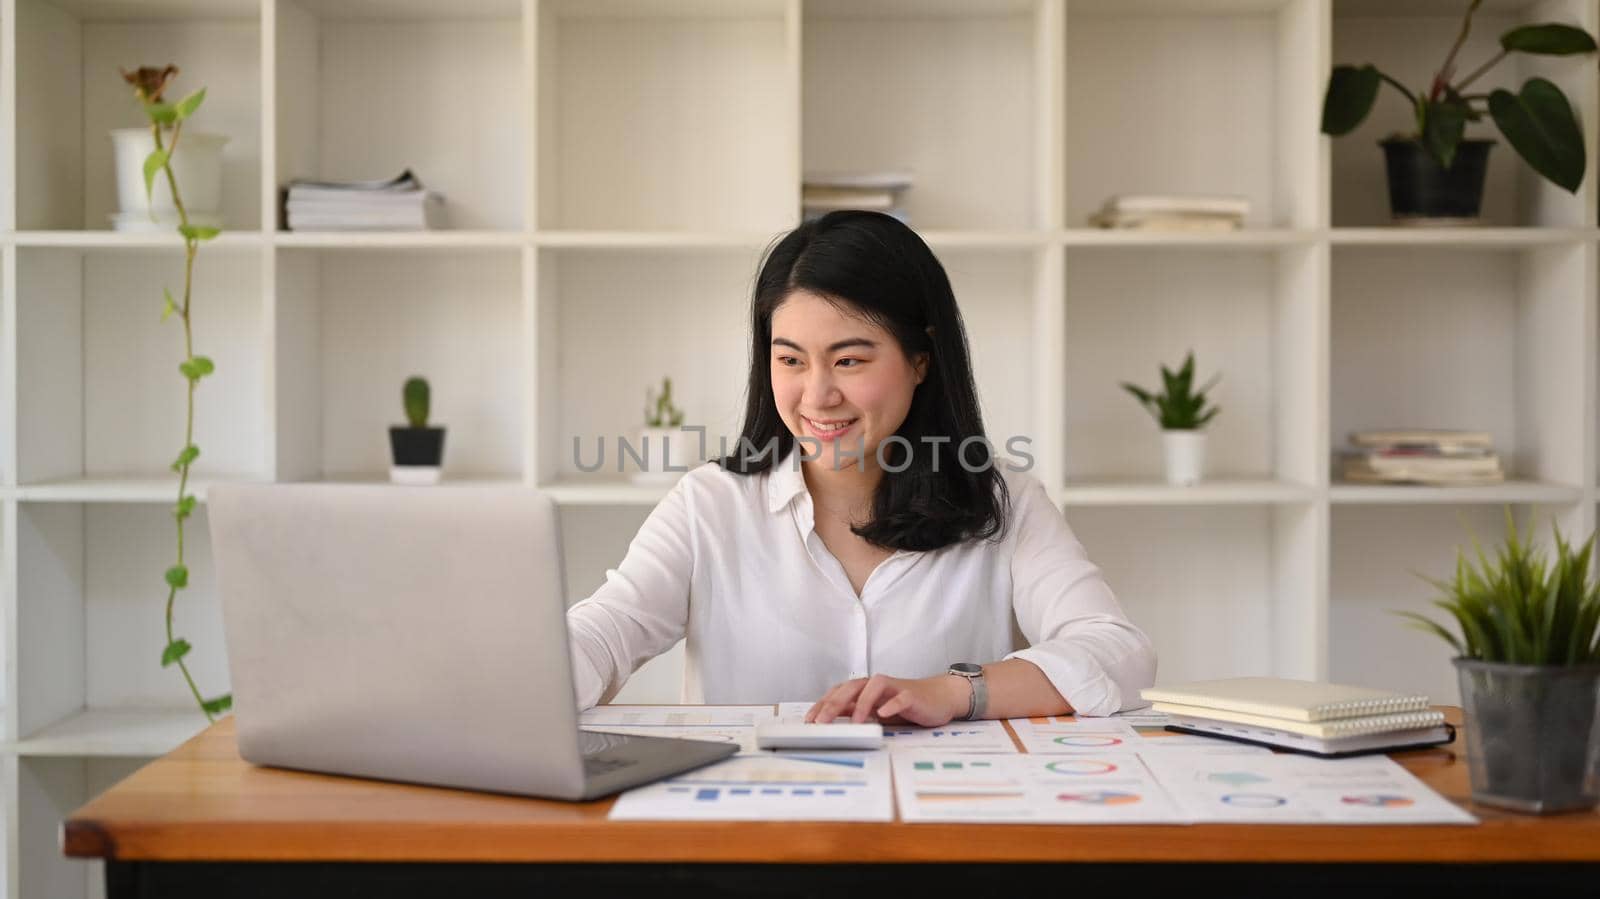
[121,64,232,721]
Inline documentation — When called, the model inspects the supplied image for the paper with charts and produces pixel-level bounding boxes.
[1010,715,1270,755]
[1139,753,1478,824]
[580,724,759,753]
[893,751,1188,824]
[608,750,894,821]
[581,705,775,727]
[774,701,1017,752]
[580,705,774,753]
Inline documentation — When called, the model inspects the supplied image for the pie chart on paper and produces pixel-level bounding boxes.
[1044,759,1118,775]
[1051,735,1124,748]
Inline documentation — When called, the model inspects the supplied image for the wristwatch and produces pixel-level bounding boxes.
[947,663,987,721]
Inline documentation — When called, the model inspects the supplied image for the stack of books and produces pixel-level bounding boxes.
[284,169,444,231]
[1339,428,1503,486]
[1141,677,1454,758]
[1088,194,1248,231]
[802,172,912,223]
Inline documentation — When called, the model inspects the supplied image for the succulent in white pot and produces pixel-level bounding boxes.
[1121,352,1221,486]
[632,376,694,485]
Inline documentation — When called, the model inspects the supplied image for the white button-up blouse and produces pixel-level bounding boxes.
[566,448,1158,717]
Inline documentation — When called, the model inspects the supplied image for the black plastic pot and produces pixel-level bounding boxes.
[389,426,446,467]
[1380,138,1494,222]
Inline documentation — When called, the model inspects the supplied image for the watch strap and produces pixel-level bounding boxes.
[948,664,987,721]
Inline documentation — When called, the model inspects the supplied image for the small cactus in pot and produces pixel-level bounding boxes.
[389,376,447,485]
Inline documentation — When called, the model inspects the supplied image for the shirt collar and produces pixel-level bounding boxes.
[765,444,808,513]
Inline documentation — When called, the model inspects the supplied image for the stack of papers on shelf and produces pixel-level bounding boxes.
[802,171,913,223]
[1141,677,1453,758]
[284,169,445,231]
[1088,194,1248,231]
[1339,428,1504,486]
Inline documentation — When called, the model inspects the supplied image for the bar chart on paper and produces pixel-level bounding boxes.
[608,752,894,821]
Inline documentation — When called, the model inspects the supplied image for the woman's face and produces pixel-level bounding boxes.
[769,290,928,474]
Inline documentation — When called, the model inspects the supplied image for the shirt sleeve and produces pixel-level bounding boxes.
[565,474,696,710]
[1002,474,1158,717]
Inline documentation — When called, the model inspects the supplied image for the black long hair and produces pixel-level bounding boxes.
[718,210,1009,552]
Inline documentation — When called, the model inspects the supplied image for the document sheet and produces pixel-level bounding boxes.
[1140,752,1479,824]
[608,750,894,821]
[893,750,1187,824]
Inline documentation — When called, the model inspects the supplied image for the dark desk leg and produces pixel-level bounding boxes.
[104,861,137,899]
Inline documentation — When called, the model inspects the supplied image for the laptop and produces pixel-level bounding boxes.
[206,483,736,800]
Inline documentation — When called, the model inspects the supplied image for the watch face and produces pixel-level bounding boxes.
[950,662,982,676]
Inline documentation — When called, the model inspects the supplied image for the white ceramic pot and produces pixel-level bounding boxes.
[110,127,228,231]
[389,465,441,486]
[1162,430,1207,486]
[630,426,695,485]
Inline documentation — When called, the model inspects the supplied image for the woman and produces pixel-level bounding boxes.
[567,211,1156,726]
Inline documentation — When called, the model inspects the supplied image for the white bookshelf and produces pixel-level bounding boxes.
[2,0,1599,895]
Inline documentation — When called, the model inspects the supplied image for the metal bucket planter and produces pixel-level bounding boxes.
[1454,658,1600,814]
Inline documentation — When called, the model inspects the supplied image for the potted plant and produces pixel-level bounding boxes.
[389,376,446,485]
[1321,2,1597,223]
[1398,511,1600,814]
[113,64,228,232]
[631,376,692,485]
[1121,352,1220,487]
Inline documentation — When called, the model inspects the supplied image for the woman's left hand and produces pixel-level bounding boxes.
[804,673,969,727]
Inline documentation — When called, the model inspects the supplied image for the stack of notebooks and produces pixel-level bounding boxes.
[802,172,912,223]
[1141,677,1454,758]
[284,169,444,231]
[1088,194,1248,231]
[1338,428,1503,486]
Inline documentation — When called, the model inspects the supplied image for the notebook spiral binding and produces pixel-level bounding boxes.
[1321,710,1445,736]
[1312,696,1429,719]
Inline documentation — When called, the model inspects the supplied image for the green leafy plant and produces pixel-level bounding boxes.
[1121,352,1221,431]
[645,376,685,428]
[404,376,430,428]
[1398,510,1600,665]
[1321,0,1597,192]
[122,65,230,720]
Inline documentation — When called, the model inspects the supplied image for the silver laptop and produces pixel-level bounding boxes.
[207,483,735,800]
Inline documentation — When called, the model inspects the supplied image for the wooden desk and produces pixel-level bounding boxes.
[63,708,1600,898]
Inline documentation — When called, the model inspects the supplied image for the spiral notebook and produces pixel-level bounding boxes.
[1150,700,1446,738]
[1139,677,1431,723]
[1165,716,1455,758]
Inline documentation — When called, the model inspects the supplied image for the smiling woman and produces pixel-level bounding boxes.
[565,211,1157,727]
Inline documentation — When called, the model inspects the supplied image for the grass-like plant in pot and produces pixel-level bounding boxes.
[1321,1,1596,223]
[390,377,446,485]
[1398,510,1600,813]
[632,376,691,485]
[1121,352,1220,487]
